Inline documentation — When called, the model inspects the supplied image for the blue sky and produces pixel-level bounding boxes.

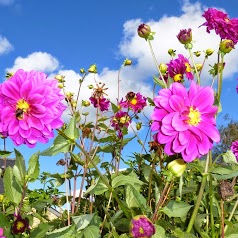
[0,0,238,190]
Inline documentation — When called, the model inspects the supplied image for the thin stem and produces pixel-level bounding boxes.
[64,163,71,226]
[147,40,167,88]
[217,54,224,102]
[221,200,225,238]
[189,48,200,84]
[224,197,238,233]
[186,152,210,233]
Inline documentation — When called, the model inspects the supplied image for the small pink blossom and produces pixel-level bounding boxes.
[0,228,6,238]
[89,96,110,111]
[0,69,66,147]
[151,82,220,162]
[231,140,238,161]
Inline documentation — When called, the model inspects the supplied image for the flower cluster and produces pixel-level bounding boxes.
[167,54,194,82]
[231,140,238,161]
[151,82,220,162]
[0,69,66,148]
[201,8,238,44]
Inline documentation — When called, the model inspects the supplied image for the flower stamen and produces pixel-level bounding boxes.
[15,99,29,120]
[187,106,201,126]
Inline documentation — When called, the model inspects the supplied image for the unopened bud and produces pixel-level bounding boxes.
[0,194,4,202]
[58,83,64,89]
[168,159,186,177]
[159,63,167,74]
[80,68,85,74]
[205,48,214,57]
[82,100,90,107]
[55,74,65,82]
[177,28,192,44]
[195,63,203,72]
[137,24,151,39]
[88,64,97,73]
[123,58,132,66]
[219,39,234,54]
[6,72,14,79]
[88,84,94,89]
[168,49,176,57]
[136,122,142,130]
[194,51,201,57]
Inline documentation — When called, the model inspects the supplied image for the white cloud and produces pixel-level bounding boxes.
[0,35,13,55]
[0,0,14,6]
[6,51,60,73]
[119,0,238,83]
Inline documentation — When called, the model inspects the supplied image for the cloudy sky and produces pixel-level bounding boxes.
[0,0,238,185]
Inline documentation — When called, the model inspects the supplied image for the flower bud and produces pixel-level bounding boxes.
[80,68,85,74]
[54,74,65,82]
[168,49,176,57]
[123,58,132,66]
[88,84,94,89]
[81,100,90,107]
[159,63,167,74]
[168,158,186,177]
[137,24,151,39]
[194,51,201,57]
[205,48,214,57]
[195,63,203,72]
[6,72,14,79]
[0,194,4,202]
[58,83,64,89]
[219,39,234,54]
[136,122,142,130]
[177,28,192,44]
[88,64,97,73]
[130,215,155,238]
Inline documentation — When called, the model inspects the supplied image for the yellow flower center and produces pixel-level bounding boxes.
[185,62,191,72]
[16,221,24,230]
[139,227,144,234]
[15,99,29,120]
[187,107,201,126]
[131,98,137,105]
[225,17,230,23]
[174,74,183,82]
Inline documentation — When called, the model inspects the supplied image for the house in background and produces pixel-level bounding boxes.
[0,158,15,194]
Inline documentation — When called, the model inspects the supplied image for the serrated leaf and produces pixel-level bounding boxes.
[72,213,95,230]
[40,135,71,156]
[161,200,192,219]
[27,152,40,182]
[84,177,109,196]
[3,167,22,205]
[112,174,143,188]
[14,149,26,181]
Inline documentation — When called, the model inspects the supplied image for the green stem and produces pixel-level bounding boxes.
[147,40,167,88]
[209,152,215,238]
[224,198,238,233]
[57,130,131,219]
[188,48,200,85]
[186,152,210,233]
[217,54,224,102]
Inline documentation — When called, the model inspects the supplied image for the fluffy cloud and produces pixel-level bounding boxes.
[0,35,13,55]
[6,51,60,73]
[119,0,238,82]
[0,0,14,5]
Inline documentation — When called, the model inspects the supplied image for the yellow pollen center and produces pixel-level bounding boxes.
[131,98,137,105]
[185,62,191,72]
[139,227,144,234]
[174,74,183,82]
[16,221,24,230]
[16,99,29,112]
[187,107,201,126]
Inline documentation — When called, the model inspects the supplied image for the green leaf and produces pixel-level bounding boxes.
[161,200,192,219]
[72,213,96,230]
[153,76,166,88]
[45,224,76,238]
[27,152,40,182]
[3,167,22,205]
[41,135,71,156]
[29,223,53,238]
[0,150,12,158]
[211,165,238,180]
[126,184,146,211]
[14,149,26,182]
[84,177,109,196]
[77,225,100,238]
[65,115,79,139]
[172,228,197,238]
[152,224,166,238]
[222,150,238,164]
[114,218,130,233]
[111,102,120,113]
[112,174,143,188]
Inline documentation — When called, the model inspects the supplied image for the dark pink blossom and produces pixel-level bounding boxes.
[201,8,238,44]
[0,69,66,147]
[0,228,6,238]
[12,215,29,234]
[130,215,155,238]
[89,96,110,111]
[231,140,238,161]
[151,82,220,162]
[119,92,147,113]
[111,111,131,138]
[177,28,192,44]
[167,54,193,81]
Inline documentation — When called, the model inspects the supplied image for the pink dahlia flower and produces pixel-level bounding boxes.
[201,8,238,44]
[89,96,110,111]
[151,82,220,162]
[130,215,155,238]
[0,69,66,147]
[119,92,147,113]
[167,54,193,81]
[0,228,6,238]
[231,140,238,161]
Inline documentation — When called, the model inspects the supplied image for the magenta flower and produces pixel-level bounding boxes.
[167,54,193,81]
[89,96,110,111]
[119,92,147,113]
[151,82,220,162]
[130,215,155,238]
[231,141,238,161]
[201,8,238,44]
[111,111,131,138]
[0,228,6,238]
[177,28,192,44]
[0,69,66,148]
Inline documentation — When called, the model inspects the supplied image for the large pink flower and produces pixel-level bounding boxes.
[0,69,66,147]
[151,82,220,162]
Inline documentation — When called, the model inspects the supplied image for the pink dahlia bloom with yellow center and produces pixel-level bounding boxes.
[151,82,220,162]
[0,69,66,147]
